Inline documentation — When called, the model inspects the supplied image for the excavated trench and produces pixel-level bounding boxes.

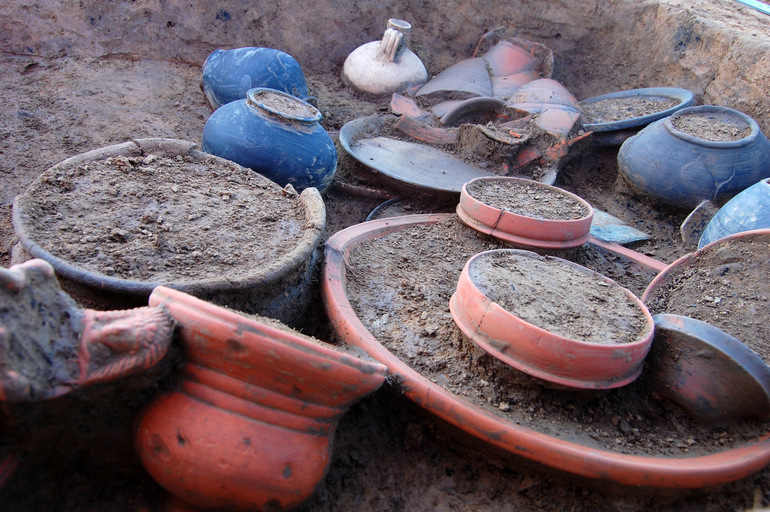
[1,1,770,510]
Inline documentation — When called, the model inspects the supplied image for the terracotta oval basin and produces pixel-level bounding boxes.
[450,249,654,389]
[457,176,593,249]
[322,214,770,488]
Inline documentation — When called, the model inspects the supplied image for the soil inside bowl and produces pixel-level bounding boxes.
[581,96,680,124]
[465,179,590,220]
[646,236,770,362]
[670,110,752,142]
[344,216,769,457]
[17,155,305,283]
[253,89,317,118]
[471,250,647,345]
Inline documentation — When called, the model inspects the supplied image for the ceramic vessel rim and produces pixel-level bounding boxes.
[642,228,770,303]
[580,87,694,132]
[246,87,321,122]
[663,105,760,148]
[652,313,770,382]
[465,248,655,349]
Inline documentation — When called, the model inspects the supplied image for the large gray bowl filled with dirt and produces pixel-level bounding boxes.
[11,138,325,325]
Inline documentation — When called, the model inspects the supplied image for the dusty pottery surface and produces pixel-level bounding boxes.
[471,250,648,345]
[15,155,305,283]
[344,216,769,462]
[0,260,82,400]
[3,0,770,510]
[254,88,318,117]
[645,235,770,362]
[581,96,680,124]
[466,179,590,220]
[671,110,752,142]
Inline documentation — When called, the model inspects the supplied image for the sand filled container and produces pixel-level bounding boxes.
[323,214,770,488]
[457,176,593,249]
[12,139,325,324]
[450,249,654,389]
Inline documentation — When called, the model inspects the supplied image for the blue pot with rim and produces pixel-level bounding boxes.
[618,105,770,209]
[201,47,314,110]
[202,88,337,193]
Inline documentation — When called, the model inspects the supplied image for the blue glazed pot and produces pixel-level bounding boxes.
[202,88,337,192]
[618,106,770,208]
[201,47,313,110]
[699,178,770,248]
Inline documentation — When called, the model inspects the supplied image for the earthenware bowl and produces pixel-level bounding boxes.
[450,249,655,389]
[12,138,326,324]
[456,176,593,249]
[135,286,388,511]
[323,213,770,488]
[618,106,770,208]
[200,47,313,109]
[580,87,694,132]
[698,178,770,248]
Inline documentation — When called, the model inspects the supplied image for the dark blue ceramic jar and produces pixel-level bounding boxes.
[201,47,313,110]
[618,106,770,208]
[202,88,337,193]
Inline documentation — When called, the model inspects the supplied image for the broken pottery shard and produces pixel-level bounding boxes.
[507,79,582,114]
[0,259,174,402]
[681,199,720,247]
[416,39,550,101]
[439,96,506,127]
[390,93,428,117]
[590,209,651,245]
[535,109,582,139]
[416,57,492,98]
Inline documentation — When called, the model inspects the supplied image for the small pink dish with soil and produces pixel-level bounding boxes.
[450,249,655,389]
[457,177,593,249]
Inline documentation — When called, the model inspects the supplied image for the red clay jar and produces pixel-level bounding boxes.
[322,213,770,488]
[457,177,593,249]
[135,286,388,511]
[450,249,655,389]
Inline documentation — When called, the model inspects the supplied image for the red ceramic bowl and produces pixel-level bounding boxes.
[450,249,654,389]
[323,214,770,489]
[457,177,593,249]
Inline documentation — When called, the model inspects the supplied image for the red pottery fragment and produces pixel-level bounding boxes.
[322,213,770,488]
[390,93,427,117]
[135,286,388,511]
[0,259,173,402]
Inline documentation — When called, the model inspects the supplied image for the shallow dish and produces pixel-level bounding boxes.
[323,214,770,488]
[580,87,694,132]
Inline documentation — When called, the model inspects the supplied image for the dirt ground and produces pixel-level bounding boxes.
[2,0,770,511]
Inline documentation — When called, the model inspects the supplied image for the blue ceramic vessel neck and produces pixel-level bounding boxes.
[664,105,759,149]
[246,88,322,123]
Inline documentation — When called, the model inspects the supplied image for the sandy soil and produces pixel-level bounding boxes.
[2,1,770,511]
